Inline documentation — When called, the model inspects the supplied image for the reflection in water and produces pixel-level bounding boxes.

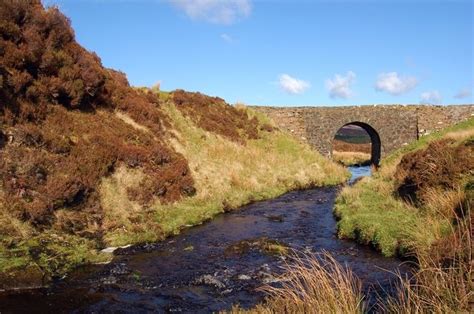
[348,165,372,184]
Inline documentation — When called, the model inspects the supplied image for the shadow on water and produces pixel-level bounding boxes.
[0,167,410,313]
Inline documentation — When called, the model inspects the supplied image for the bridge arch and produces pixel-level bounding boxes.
[332,121,381,165]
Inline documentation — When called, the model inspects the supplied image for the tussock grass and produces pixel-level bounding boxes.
[385,210,472,313]
[333,150,371,166]
[227,251,366,314]
[444,128,474,141]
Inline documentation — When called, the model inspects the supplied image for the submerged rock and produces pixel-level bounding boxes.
[265,214,285,222]
[225,237,290,256]
[237,274,251,281]
[101,244,132,254]
[101,276,117,285]
[194,275,226,289]
[109,263,131,275]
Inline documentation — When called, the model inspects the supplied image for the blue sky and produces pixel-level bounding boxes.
[45,0,473,106]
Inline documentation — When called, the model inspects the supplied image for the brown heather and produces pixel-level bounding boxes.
[395,138,473,209]
[172,90,260,144]
[0,1,196,235]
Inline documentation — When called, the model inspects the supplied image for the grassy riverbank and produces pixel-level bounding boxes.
[101,99,349,246]
[335,118,473,256]
[333,117,473,312]
[234,118,472,313]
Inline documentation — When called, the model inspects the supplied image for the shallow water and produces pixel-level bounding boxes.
[348,165,371,184]
[0,167,409,313]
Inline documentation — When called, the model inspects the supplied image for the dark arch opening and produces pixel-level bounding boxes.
[332,122,381,166]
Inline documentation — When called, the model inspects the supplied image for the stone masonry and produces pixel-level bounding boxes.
[253,104,474,163]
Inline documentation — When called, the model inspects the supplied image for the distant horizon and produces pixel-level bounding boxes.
[45,0,473,106]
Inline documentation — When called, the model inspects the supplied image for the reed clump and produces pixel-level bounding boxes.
[385,209,472,313]
[228,251,366,314]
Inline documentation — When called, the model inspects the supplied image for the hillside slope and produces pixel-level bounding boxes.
[0,1,348,288]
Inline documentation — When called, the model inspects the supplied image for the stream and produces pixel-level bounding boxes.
[0,166,410,313]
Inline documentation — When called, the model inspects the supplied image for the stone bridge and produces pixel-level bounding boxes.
[253,104,473,164]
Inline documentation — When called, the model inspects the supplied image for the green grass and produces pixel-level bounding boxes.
[335,184,453,256]
[0,231,109,285]
[335,180,416,256]
[334,117,474,257]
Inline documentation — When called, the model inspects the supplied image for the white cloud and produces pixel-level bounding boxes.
[171,0,252,24]
[220,33,234,43]
[278,74,311,95]
[454,87,472,99]
[325,71,356,99]
[420,90,442,104]
[375,72,418,95]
